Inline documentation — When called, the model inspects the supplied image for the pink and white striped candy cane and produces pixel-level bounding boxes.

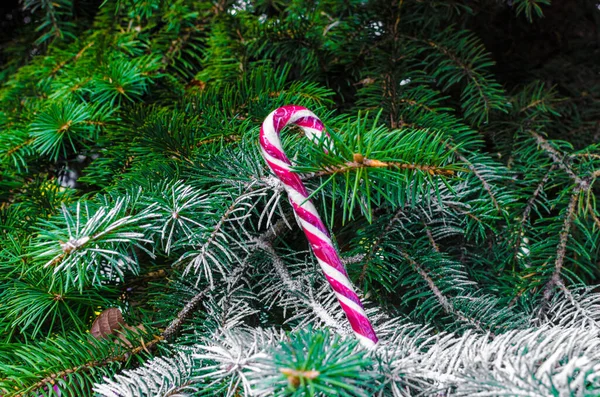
[259,105,378,348]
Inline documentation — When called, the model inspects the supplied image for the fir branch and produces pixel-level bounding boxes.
[424,224,440,253]
[257,240,346,333]
[414,126,508,219]
[22,0,69,45]
[455,151,500,212]
[529,130,599,237]
[176,184,257,286]
[2,332,163,397]
[554,282,600,329]
[360,116,504,214]
[521,166,555,228]
[302,153,455,181]
[542,185,581,303]
[512,0,551,22]
[160,24,204,69]
[165,216,291,342]
[162,286,211,342]
[512,165,556,262]
[5,137,34,159]
[49,41,94,77]
[399,250,489,334]
[21,336,163,396]
[357,208,405,286]
[33,196,157,290]
[530,130,582,184]
[399,30,508,124]
[93,352,197,397]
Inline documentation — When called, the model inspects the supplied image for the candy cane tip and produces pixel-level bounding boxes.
[356,334,378,349]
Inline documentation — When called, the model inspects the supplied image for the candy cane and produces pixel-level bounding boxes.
[259,105,378,348]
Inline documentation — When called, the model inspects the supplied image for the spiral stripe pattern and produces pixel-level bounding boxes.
[260,105,378,348]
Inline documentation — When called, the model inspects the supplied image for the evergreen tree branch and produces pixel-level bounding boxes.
[162,286,211,342]
[542,185,581,303]
[22,0,70,45]
[32,197,157,290]
[256,240,346,334]
[49,41,94,77]
[22,336,163,397]
[4,138,34,163]
[521,166,555,227]
[2,332,163,397]
[425,226,440,252]
[530,130,582,184]
[175,186,258,286]
[512,165,556,262]
[1,2,599,395]
[302,153,455,181]
[554,282,600,329]
[367,115,506,214]
[454,151,501,212]
[160,22,205,70]
[358,208,404,286]
[400,250,489,334]
[93,352,197,397]
[165,216,292,342]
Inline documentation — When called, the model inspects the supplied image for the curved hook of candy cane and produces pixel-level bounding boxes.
[259,105,378,348]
